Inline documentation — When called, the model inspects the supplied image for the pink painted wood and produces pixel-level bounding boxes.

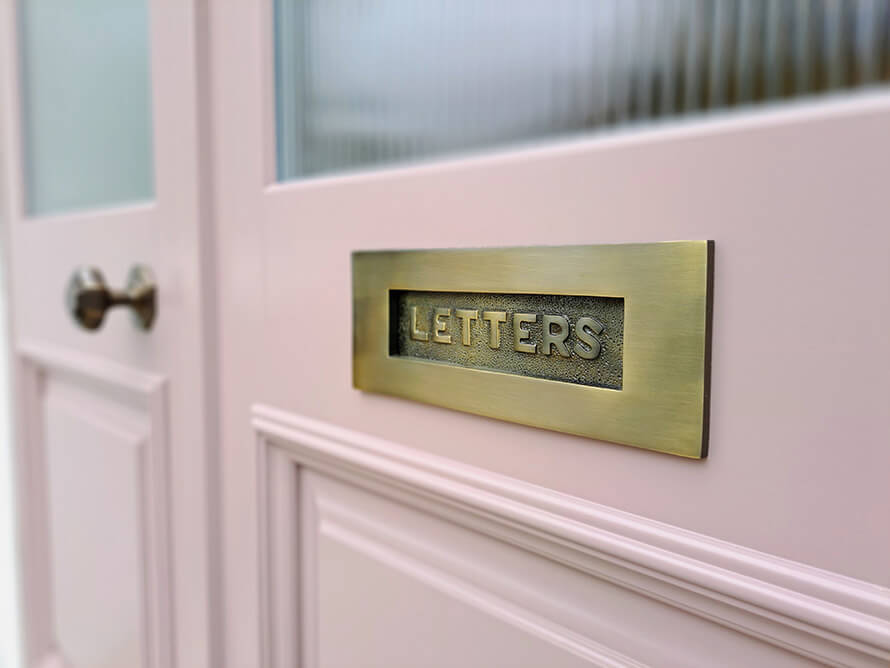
[2,1,888,666]
[210,2,890,664]
[0,2,219,667]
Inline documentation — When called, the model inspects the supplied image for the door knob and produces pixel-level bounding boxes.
[66,265,157,331]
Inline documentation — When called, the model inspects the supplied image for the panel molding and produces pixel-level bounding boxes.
[313,487,647,668]
[253,404,890,667]
[16,342,174,668]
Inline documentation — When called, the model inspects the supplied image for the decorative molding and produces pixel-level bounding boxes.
[315,492,647,668]
[16,342,174,668]
[253,404,890,668]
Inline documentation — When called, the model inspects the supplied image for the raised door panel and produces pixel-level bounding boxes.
[301,472,822,668]
[314,523,610,668]
[45,380,146,668]
[255,408,890,668]
[17,345,172,668]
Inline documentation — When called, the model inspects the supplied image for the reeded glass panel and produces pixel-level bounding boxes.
[19,0,154,215]
[275,0,890,181]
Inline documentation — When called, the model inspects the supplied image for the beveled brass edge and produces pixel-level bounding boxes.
[700,240,715,458]
[352,241,713,458]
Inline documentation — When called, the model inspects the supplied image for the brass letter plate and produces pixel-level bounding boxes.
[353,242,713,458]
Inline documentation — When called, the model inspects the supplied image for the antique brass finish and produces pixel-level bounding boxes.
[391,291,624,390]
[353,242,713,458]
[66,264,157,331]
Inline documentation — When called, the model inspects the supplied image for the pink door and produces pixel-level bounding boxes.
[1,1,217,666]
[3,3,889,668]
[211,2,890,667]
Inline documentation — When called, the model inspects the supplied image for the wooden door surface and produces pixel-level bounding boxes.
[4,3,889,668]
[0,2,217,667]
[211,2,890,667]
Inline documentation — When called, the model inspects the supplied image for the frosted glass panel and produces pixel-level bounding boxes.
[275,0,890,181]
[19,0,154,215]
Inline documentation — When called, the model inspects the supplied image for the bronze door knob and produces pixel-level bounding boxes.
[66,265,157,331]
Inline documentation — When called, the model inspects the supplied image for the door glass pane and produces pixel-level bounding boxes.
[274,0,890,181]
[19,0,154,215]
